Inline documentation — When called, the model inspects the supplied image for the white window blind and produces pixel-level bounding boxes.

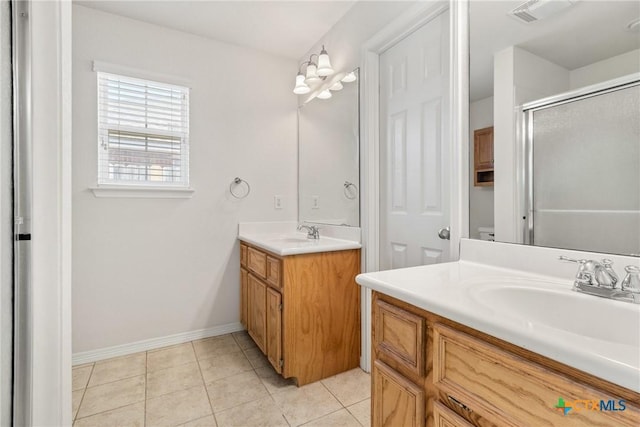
[97,72,190,187]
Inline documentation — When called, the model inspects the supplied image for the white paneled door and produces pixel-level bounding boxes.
[379,10,450,270]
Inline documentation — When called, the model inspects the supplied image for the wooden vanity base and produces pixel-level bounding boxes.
[372,291,640,427]
[240,242,361,386]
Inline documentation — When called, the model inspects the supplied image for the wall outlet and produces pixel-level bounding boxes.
[312,196,319,209]
[274,195,283,209]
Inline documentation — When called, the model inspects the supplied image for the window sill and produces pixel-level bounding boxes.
[90,185,195,199]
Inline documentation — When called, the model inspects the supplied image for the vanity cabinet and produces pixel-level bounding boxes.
[239,242,360,385]
[371,291,640,427]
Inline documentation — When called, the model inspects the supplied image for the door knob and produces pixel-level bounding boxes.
[438,227,450,240]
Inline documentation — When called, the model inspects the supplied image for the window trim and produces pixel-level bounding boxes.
[90,184,195,199]
[93,62,192,193]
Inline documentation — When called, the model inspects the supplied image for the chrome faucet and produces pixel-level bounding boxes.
[559,256,640,304]
[297,224,320,240]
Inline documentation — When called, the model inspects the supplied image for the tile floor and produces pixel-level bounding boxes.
[72,331,371,427]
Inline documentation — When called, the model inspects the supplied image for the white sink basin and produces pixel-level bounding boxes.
[469,281,640,347]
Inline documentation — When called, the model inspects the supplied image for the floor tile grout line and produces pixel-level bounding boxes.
[193,340,219,426]
[147,358,196,374]
[74,400,145,422]
[199,365,272,416]
[344,404,367,427]
[345,395,371,408]
[73,362,95,423]
[299,406,358,427]
[318,380,347,409]
[85,371,146,390]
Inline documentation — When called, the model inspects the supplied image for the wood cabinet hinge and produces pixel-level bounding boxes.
[279,303,283,311]
[279,359,284,368]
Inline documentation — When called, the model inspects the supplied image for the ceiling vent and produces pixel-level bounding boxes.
[509,0,578,24]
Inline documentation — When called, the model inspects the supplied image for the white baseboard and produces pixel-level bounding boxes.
[72,322,244,366]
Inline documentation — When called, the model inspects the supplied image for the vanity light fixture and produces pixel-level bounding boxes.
[305,61,321,83]
[316,45,334,76]
[292,46,335,94]
[341,71,357,83]
[293,73,310,95]
[317,89,332,100]
[330,81,343,91]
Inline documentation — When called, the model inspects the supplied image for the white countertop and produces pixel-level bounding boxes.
[238,233,361,256]
[238,221,361,256]
[356,260,640,393]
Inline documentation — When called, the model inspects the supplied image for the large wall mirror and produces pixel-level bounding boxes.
[298,68,360,227]
[469,0,640,256]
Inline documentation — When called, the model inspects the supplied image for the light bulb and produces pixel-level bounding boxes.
[330,81,343,91]
[317,89,332,100]
[341,71,357,83]
[305,63,321,84]
[316,46,334,77]
[293,73,310,94]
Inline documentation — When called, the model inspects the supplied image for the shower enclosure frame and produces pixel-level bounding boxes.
[521,73,640,247]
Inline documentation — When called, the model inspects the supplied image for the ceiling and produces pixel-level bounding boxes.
[470,0,640,101]
[75,0,357,60]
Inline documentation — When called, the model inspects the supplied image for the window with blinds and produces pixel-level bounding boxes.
[97,72,190,186]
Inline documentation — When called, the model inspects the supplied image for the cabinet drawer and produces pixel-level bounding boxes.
[247,247,267,278]
[240,244,248,268]
[374,300,425,377]
[433,323,640,427]
[433,401,474,427]
[266,256,281,289]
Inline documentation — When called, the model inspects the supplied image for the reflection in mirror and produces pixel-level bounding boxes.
[469,0,640,256]
[298,68,359,227]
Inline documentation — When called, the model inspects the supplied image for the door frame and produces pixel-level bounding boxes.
[358,0,469,371]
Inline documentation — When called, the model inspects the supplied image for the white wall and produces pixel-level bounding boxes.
[570,49,640,90]
[469,96,493,239]
[493,46,569,243]
[73,5,298,354]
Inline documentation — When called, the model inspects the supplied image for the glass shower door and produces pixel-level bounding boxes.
[526,81,640,256]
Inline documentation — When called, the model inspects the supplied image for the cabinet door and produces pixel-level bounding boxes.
[474,126,493,169]
[266,287,282,374]
[373,360,424,427]
[240,268,248,329]
[247,274,267,353]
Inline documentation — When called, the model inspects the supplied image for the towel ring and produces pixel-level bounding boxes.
[230,177,251,199]
[343,181,358,200]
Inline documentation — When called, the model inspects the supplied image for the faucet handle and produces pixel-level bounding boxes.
[558,256,593,285]
[621,266,640,293]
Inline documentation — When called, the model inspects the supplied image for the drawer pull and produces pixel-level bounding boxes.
[448,395,472,413]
